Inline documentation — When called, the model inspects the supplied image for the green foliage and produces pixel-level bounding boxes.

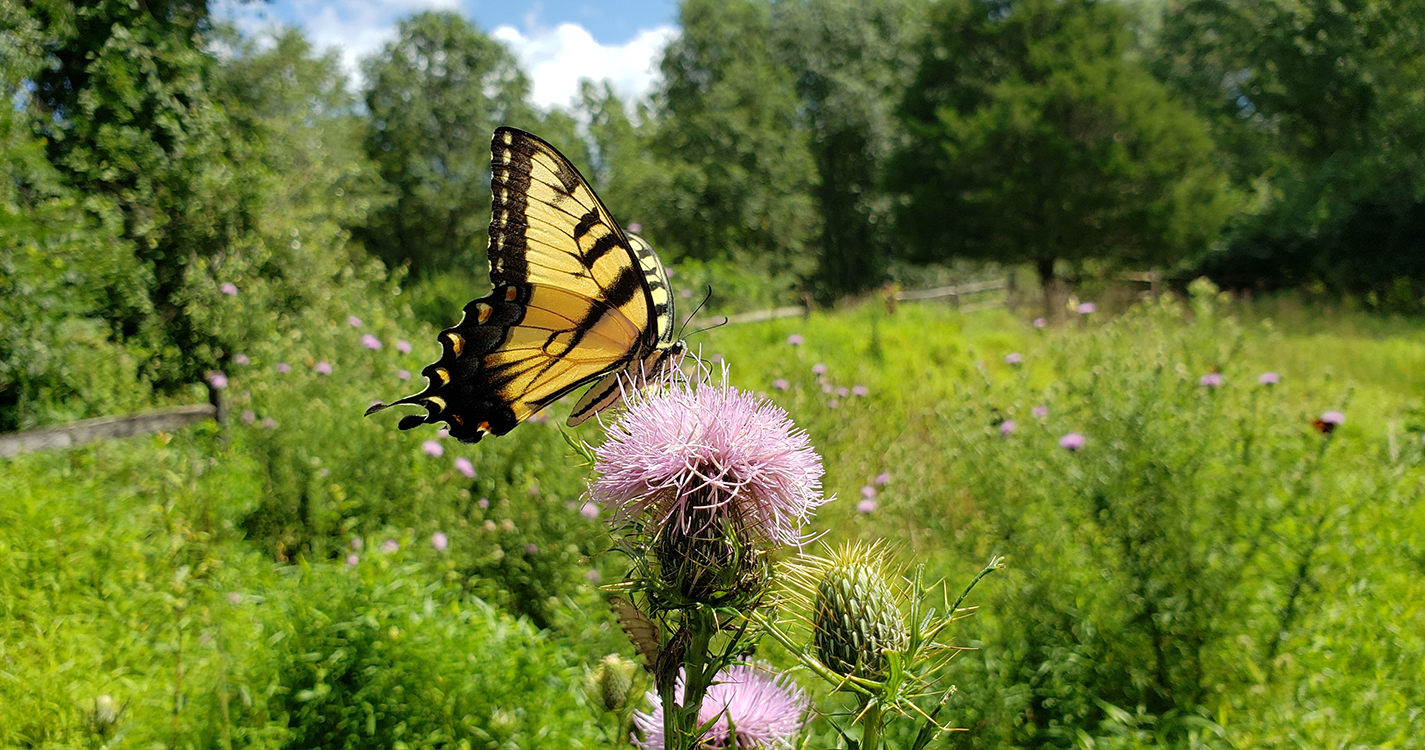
[892,0,1233,296]
[358,11,532,277]
[646,0,817,277]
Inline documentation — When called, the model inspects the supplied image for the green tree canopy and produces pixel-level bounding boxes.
[359,11,531,276]
[891,0,1232,315]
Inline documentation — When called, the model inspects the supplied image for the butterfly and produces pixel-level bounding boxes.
[367,127,685,443]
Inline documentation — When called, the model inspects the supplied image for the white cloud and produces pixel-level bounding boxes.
[492,23,676,110]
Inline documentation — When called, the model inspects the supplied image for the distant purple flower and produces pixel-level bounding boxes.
[580,502,600,520]
[1077,302,1097,315]
[772,378,789,391]
[591,376,827,548]
[1059,433,1086,451]
[1032,405,1049,419]
[827,398,840,409]
[524,543,538,555]
[206,371,228,390]
[361,334,382,350]
[345,554,359,566]
[422,440,443,457]
[1259,372,1280,386]
[381,539,399,553]
[874,472,891,486]
[478,498,490,510]
[680,288,693,299]
[586,568,602,585]
[1199,372,1224,388]
[240,410,256,424]
[396,339,412,354]
[397,369,411,380]
[261,417,278,429]
[787,334,804,346]
[529,484,541,497]
[431,532,449,552]
[634,664,808,750]
[226,592,242,605]
[314,361,332,375]
[1000,420,1017,436]
[233,353,250,366]
[811,363,827,376]
[859,486,876,500]
[821,383,834,394]
[220,282,238,296]
[835,386,849,398]
[437,427,449,439]
[454,457,475,478]
[347,315,363,328]
[1004,352,1023,365]
[856,498,877,514]
[852,385,868,397]
[351,538,364,550]
[276,362,291,374]
[1033,317,1047,328]
[1321,411,1346,425]
[627,222,643,233]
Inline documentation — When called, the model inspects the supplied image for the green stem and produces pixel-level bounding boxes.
[663,608,719,750]
[860,702,885,750]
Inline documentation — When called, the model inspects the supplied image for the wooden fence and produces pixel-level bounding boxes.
[0,403,217,459]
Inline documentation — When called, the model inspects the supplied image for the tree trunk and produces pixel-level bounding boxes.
[1037,257,1064,323]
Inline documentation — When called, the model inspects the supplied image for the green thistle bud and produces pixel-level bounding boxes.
[812,546,906,681]
[586,654,637,712]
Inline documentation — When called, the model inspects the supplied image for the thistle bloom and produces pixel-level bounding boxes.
[1315,411,1346,434]
[861,485,876,500]
[207,371,228,389]
[787,334,803,346]
[1004,352,1023,365]
[398,369,411,380]
[590,377,827,549]
[347,315,363,328]
[396,339,412,354]
[431,532,449,551]
[1077,302,1097,315]
[811,363,827,376]
[381,539,399,553]
[220,282,238,296]
[361,334,382,350]
[314,361,332,375]
[772,378,789,391]
[580,502,601,520]
[633,664,808,750]
[1032,405,1049,419]
[1059,432,1086,451]
[422,440,443,457]
[240,410,256,424]
[852,385,868,397]
[233,353,250,365]
[454,457,475,478]
[1200,372,1224,388]
[276,362,292,374]
[1033,317,1047,328]
[874,472,891,486]
[1000,419,1017,435]
[857,498,877,514]
[1259,371,1280,386]
[261,417,278,429]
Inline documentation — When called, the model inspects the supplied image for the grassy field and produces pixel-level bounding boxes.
[3,284,1423,749]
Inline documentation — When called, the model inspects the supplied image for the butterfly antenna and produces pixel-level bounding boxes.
[678,285,725,340]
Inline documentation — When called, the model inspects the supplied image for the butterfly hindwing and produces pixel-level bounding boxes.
[367,128,678,442]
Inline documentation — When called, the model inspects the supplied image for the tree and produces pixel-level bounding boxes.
[1154,0,1425,302]
[359,12,531,276]
[891,0,1232,318]
[646,0,817,276]
[773,0,928,298]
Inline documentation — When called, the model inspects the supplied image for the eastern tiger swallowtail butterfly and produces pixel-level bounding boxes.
[367,127,685,443]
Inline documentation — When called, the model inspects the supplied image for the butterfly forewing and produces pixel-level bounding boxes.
[367,127,675,443]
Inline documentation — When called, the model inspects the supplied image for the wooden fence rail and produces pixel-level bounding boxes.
[0,403,217,459]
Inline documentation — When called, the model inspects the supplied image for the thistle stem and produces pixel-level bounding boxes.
[663,607,719,750]
[860,702,884,750]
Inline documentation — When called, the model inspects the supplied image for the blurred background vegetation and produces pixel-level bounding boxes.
[2,0,1423,747]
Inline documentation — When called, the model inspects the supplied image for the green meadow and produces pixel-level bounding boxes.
[5,282,1423,748]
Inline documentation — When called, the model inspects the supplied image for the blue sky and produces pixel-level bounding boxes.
[216,0,681,108]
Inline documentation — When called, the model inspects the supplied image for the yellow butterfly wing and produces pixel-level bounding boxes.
[367,127,677,442]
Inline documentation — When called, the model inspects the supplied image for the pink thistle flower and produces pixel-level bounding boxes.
[380,539,399,553]
[1033,317,1047,328]
[1077,302,1097,315]
[852,385,868,397]
[276,362,291,374]
[361,334,382,350]
[827,398,840,409]
[240,410,256,424]
[396,339,412,354]
[822,383,834,394]
[233,353,250,366]
[314,361,332,375]
[681,288,693,299]
[861,485,877,500]
[1199,372,1224,388]
[524,543,538,555]
[874,472,891,486]
[633,664,808,750]
[857,498,877,514]
[772,378,789,391]
[590,376,827,549]
[351,538,364,550]
[1000,420,1017,436]
[227,592,242,605]
[1258,371,1280,386]
[219,282,238,296]
[585,568,602,585]
[627,222,643,233]
[422,440,443,457]
[431,532,449,552]
[835,386,849,398]
[1004,352,1023,365]
[397,369,411,380]
[347,315,363,328]
[1314,411,1346,434]
[206,371,228,389]
[811,363,827,376]
[787,334,804,346]
[478,498,490,510]
[437,427,449,439]
[345,554,359,566]
[454,457,475,478]
[1031,405,1049,419]
[261,417,278,429]
[1059,432,1086,451]
[580,502,600,520]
